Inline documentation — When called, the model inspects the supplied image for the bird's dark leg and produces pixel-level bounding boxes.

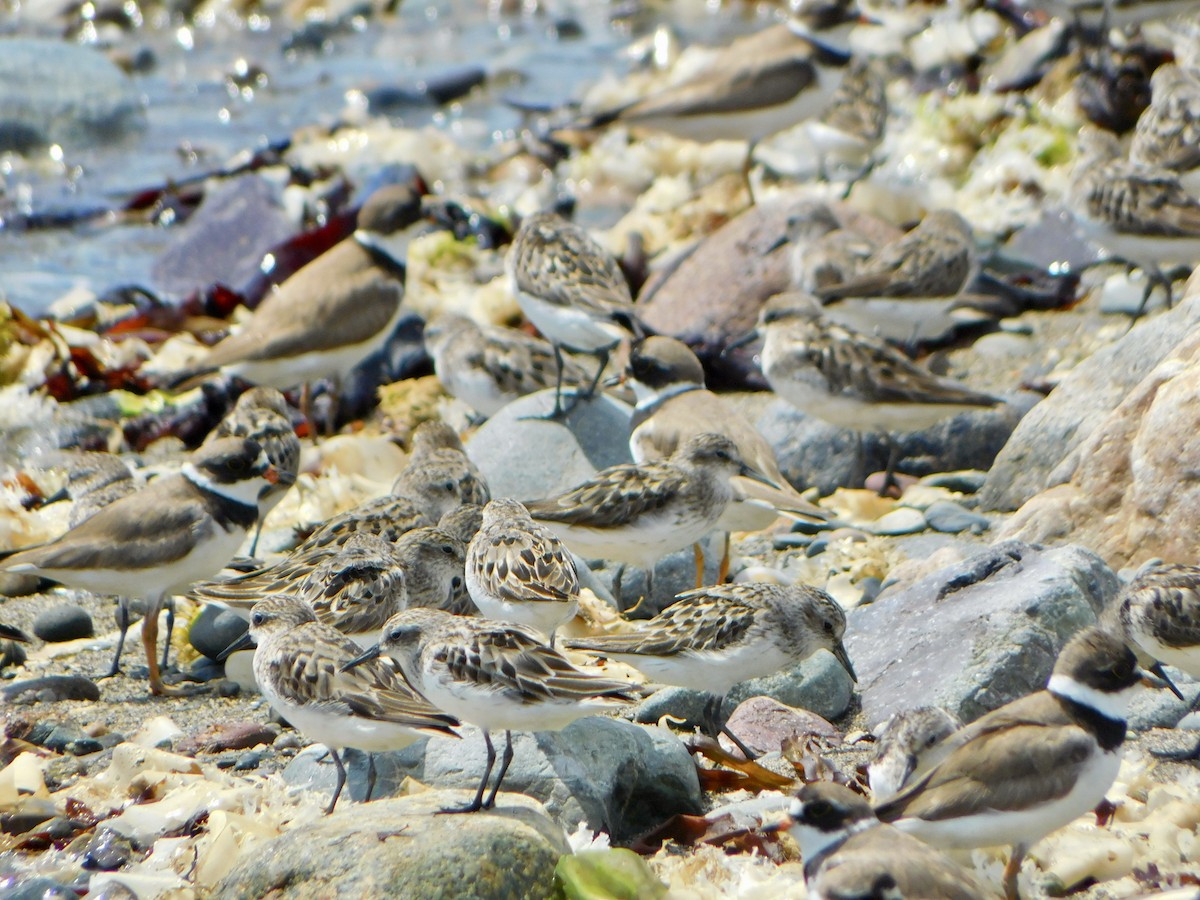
[482,731,515,809]
[849,431,866,489]
[248,518,265,558]
[103,598,131,679]
[326,748,347,815]
[521,345,571,422]
[440,730,496,814]
[581,348,610,401]
[703,693,757,760]
[879,435,902,496]
[612,564,627,612]
[160,596,175,677]
[365,752,377,802]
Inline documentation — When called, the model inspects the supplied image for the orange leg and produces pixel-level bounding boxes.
[692,543,705,589]
[1003,844,1027,900]
[718,532,732,583]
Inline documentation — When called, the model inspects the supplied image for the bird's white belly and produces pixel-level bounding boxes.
[893,749,1122,849]
[262,691,424,753]
[515,290,625,354]
[539,514,718,571]
[23,523,249,600]
[446,367,511,418]
[613,639,796,696]
[466,572,577,636]
[1131,627,1200,678]
[417,674,609,733]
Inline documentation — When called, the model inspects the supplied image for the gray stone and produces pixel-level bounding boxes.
[924,500,990,535]
[757,393,1038,496]
[631,650,855,725]
[583,533,723,617]
[865,507,927,536]
[982,290,1200,512]
[920,471,988,494]
[151,174,294,299]
[1127,671,1200,731]
[33,605,93,643]
[5,877,76,900]
[846,540,1118,727]
[0,39,144,153]
[283,717,701,842]
[1,675,101,704]
[212,792,566,900]
[189,604,249,661]
[466,389,634,500]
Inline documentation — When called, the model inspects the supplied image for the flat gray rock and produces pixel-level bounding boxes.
[151,174,294,298]
[846,540,1118,727]
[283,716,700,842]
[633,650,856,725]
[466,389,633,500]
[757,393,1039,496]
[212,792,566,899]
[0,39,144,153]
[981,291,1200,512]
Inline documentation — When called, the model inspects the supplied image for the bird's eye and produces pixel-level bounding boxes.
[444,481,456,493]
[229,457,245,472]
[823,620,835,633]
[251,613,264,626]
[442,544,455,555]
[388,629,403,642]
[805,800,831,821]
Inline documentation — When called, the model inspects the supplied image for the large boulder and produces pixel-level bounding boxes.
[998,326,1200,570]
[846,540,1117,727]
[981,280,1200,512]
[212,791,566,899]
[282,717,701,843]
[0,39,144,153]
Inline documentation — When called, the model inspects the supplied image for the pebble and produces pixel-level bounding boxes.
[82,829,133,871]
[272,732,303,751]
[234,750,267,771]
[177,721,278,756]
[32,605,94,643]
[921,470,988,493]
[864,507,927,536]
[5,878,77,900]
[1,800,57,835]
[189,605,250,661]
[1,638,27,669]
[719,697,840,759]
[925,500,991,535]
[1,675,100,704]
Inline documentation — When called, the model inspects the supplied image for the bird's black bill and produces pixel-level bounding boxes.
[1146,662,1185,700]
[217,631,255,662]
[341,644,382,672]
[723,330,759,355]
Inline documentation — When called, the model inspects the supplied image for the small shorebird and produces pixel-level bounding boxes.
[169,184,424,430]
[780,200,876,294]
[1129,23,1200,183]
[344,607,636,813]
[224,595,459,814]
[401,420,491,508]
[465,498,579,643]
[423,313,592,419]
[866,706,963,800]
[2,437,278,695]
[575,12,861,198]
[874,627,1159,900]
[1069,127,1200,311]
[563,582,854,758]
[207,386,301,557]
[1104,561,1200,757]
[627,336,828,581]
[813,209,977,303]
[781,781,985,900]
[40,450,141,528]
[744,291,1001,490]
[506,211,641,418]
[523,433,768,606]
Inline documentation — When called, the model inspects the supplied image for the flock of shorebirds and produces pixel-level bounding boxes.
[6,0,1200,897]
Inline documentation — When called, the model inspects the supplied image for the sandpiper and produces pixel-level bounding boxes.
[225,594,459,814]
[563,582,853,757]
[344,607,635,813]
[506,211,641,418]
[523,433,768,606]
[866,705,963,800]
[466,498,579,643]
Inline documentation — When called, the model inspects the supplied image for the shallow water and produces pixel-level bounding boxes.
[0,0,770,313]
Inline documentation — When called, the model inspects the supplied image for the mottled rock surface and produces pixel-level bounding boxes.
[283,717,701,842]
[982,279,1200,512]
[998,323,1200,569]
[846,541,1117,727]
[213,792,566,899]
[0,39,144,153]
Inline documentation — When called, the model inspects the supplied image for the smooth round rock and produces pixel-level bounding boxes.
[33,605,94,643]
[865,507,928,536]
[925,500,991,535]
[0,39,144,153]
[189,605,249,661]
